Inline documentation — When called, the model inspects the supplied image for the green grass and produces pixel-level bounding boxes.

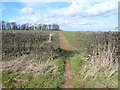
[61,31,80,50]
[77,71,118,88]
[60,31,94,51]
[2,57,65,88]
[70,54,118,88]
[118,70,120,89]
[0,71,2,87]
[55,57,65,75]
[70,54,86,88]
[70,54,85,71]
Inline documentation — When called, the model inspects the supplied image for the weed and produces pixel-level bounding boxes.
[70,54,85,72]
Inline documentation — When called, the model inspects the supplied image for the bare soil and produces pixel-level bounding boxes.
[59,34,74,51]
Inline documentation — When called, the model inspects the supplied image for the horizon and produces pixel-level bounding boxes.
[1,0,118,31]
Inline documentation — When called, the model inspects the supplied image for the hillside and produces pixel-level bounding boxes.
[1,30,119,88]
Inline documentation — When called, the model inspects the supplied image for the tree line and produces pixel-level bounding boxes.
[0,20,60,31]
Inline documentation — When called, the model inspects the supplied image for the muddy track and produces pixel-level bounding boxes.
[59,33,74,88]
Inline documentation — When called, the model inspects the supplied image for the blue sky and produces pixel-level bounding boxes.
[1,0,118,31]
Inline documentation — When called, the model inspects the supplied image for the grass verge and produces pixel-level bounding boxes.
[2,57,65,88]
[70,54,118,88]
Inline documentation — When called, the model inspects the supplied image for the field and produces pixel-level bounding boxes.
[62,31,119,88]
[1,30,119,88]
[2,30,65,88]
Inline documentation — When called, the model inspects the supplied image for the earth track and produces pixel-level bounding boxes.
[59,33,74,88]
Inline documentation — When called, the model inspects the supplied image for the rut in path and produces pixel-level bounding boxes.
[59,33,74,88]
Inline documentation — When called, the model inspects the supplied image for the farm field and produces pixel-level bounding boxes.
[2,30,65,88]
[61,31,119,88]
[1,30,119,88]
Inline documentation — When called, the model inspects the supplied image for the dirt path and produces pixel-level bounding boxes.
[59,33,74,88]
[59,34,74,51]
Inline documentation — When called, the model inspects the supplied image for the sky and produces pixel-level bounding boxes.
[0,0,119,31]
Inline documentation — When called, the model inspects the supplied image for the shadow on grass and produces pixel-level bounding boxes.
[54,48,76,58]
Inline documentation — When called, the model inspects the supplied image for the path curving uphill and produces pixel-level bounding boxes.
[59,33,74,88]
[59,33,74,51]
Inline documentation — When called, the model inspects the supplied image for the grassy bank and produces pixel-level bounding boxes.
[70,54,118,88]
[68,31,118,88]
[3,57,65,88]
[2,30,65,88]
[2,31,118,88]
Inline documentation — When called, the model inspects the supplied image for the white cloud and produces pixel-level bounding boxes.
[6,0,118,31]
[20,7,35,14]
[10,16,40,24]
[86,1,117,16]
[9,19,15,22]
[9,14,115,31]
[45,0,118,17]
[9,14,94,29]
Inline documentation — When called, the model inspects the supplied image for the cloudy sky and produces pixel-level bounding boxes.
[1,0,119,31]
